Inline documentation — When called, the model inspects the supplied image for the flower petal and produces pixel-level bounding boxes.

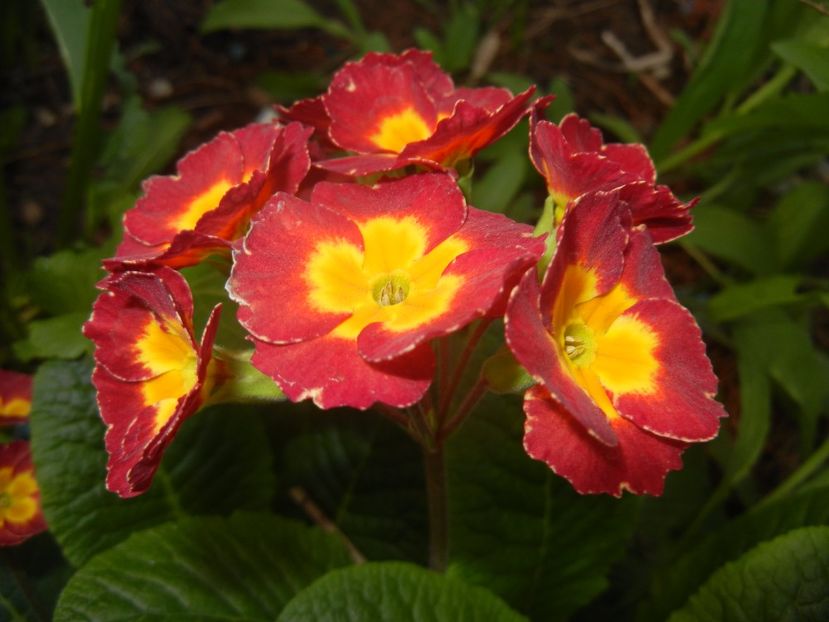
[0,370,31,426]
[0,441,47,545]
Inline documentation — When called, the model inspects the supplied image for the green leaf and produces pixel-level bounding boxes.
[280,412,427,563]
[29,358,275,566]
[54,513,352,621]
[769,181,829,269]
[256,70,328,103]
[668,526,829,621]
[651,0,770,160]
[25,247,105,315]
[13,312,90,361]
[773,39,829,90]
[39,0,89,110]
[641,483,829,621]
[683,204,774,274]
[546,77,574,123]
[472,149,528,214]
[278,562,526,622]
[201,0,351,39]
[181,262,248,350]
[446,396,639,621]
[441,3,479,73]
[708,276,802,322]
[705,93,829,136]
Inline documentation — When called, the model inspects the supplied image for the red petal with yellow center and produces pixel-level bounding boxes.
[251,335,433,410]
[83,269,221,497]
[0,440,47,546]
[124,122,309,251]
[523,386,685,496]
[106,231,230,272]
[359,208,543,363]
[326,60,438,154]
[0,370,31,426]
[229,192,364,344]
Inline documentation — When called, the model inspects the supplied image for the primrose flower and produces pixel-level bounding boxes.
[281,49,541,177]
[530,110,694,244]
[0,370,31,426]
[109,122,312,270]
[0,441,47,546]
[506,190,726,496]
[83,267,223,497]
[229,172,543,409]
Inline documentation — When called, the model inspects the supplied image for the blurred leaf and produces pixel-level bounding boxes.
[25,247,105,315]
[281,413,427,563]
[773,38,829,90]
[684,204,774,274]
[668,527,829,621]
[13,312,90,361]
[54,514,352,621]
[202,0,351,39]
[641,483,829,621]
[98,96,191,189]
[769,181,829,269]
[706,93,829,136]
[651,0,771,160]
[472,149,528,213]
[446,396,639,621]
[39,0,88,109]
[30,358,275,566]
[181,261,248,350]
[441,4,479,73]
[356,30,391,53]
[487,71,534,95]
[277,562,525,622]
[590,113,643,144]
[0,535,71,622]
[414,27,443,57]
[708,276,802,322]
[257,70,327,103]
[546,77,574,123]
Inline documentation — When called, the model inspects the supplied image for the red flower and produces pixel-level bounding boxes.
[229,173,543,409]
[0,441,47,546]
[505,191,726,496]
[83,268,222,497]
[108,122,312,270]
[530,110,694,244]
[0,371,31,426]
[282,50,542,177]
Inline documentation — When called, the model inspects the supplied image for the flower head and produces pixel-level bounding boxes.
[0,371,31,427]
[83,267,222,497]
[506,190,726,496]
[530,110,694,244]
[0,441,47,546]
[109,122,312,270]
[282,50,542,177]
[229,172,543,409]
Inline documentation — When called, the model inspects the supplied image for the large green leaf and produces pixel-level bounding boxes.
[279,411,427,563]
[773,39,829,90]
[13,312,90,361]
[54,513,352,621]
[641,483,829,621]
[29,358,275,566]
[769,181,829,270]
[278,562,526,621]
[446,396,639,621]
[472,149,528,214]
[668,526,829,621]
[201,0,350,39]
[25,247,105,315]
[708,276,802,322]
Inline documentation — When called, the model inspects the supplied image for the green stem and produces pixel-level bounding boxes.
[424,442,448,572]
[437,319,491,419]
[756,435,829,510]
[59,0,121,245]
[737,64,797,115]
[440,376,487,441]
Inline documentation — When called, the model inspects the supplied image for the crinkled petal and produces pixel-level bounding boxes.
[523,386,686,496]
[618,182,694,244]
[250,335,433,410]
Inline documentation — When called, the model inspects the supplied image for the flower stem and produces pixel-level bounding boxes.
[423,442,448,572]
[438,319,492,419]
[440,376,487,442]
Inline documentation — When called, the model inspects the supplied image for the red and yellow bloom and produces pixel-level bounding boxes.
[83,267,223,497]
[0,371,31,426]
[506,190,726,496]
[0,441,47,546]
[109,122,312,270]
[229,172,543,409]
[530,110,694,244]
[282,49,541,177]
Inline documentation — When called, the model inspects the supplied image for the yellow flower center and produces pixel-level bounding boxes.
[305,216,468,339]
[0,467,39,527]
[370,107,434,153]
[553,265,659,420]
[0,397,30,420]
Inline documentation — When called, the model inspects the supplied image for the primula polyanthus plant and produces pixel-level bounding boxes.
[82,49,727,568]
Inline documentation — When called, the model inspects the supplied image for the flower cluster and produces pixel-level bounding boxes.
[86,49,726,499]
[0,371,47,546]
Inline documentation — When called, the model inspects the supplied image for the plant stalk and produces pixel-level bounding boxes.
[424,442,449,572]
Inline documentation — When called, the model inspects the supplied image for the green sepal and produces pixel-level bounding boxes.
[482,346,535,395]
[209,348,285,405]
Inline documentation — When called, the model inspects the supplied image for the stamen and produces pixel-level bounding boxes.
[372,274,410,307]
